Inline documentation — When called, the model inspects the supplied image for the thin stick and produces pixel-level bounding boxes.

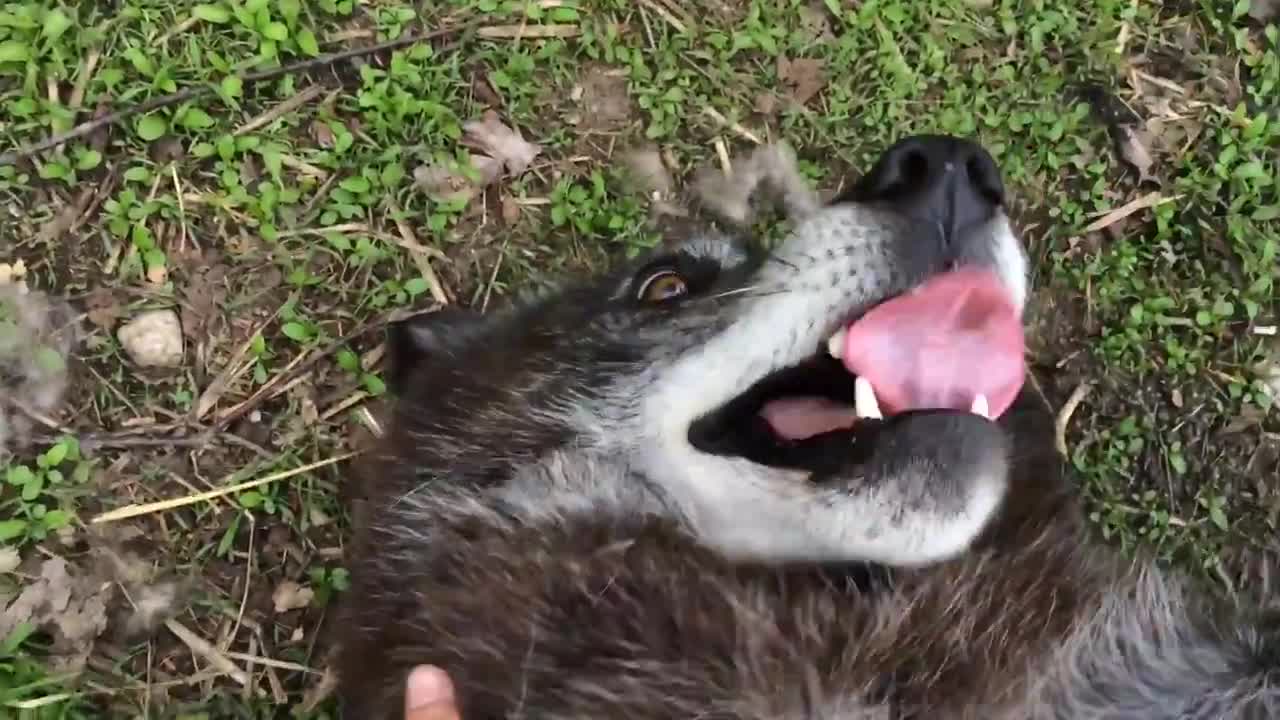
[387,196,450,305]
[476,24,579,39]
[1078,191,1174,235]
[1054,382,1092,457]
[701,106,763,145]
[0,22,481,166]
[164,618,253,689]
[90,453,358,524]
[212,313,388,432]
[233,85,325,136]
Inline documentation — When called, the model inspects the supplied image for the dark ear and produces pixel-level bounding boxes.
[385,306,491,394]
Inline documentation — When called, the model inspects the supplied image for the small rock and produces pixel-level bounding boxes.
[0,547,19,574]
[117,309,184,368]
[273,580,314,613]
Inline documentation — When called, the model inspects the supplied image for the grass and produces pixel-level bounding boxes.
[0,0,1278,715]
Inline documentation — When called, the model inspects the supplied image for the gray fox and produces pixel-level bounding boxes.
[335,137,1280,719]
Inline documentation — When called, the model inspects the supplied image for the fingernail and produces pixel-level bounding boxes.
[406,665,454,710]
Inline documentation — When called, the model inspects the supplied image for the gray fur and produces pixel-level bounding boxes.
[334,142,1280,719]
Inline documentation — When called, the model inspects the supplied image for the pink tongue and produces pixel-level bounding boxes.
[758,398,859,441]
[842,266,1025,418]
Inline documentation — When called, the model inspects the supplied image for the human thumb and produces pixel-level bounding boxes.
[405,665,459,719]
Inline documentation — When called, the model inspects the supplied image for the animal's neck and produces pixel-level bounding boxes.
[491,449,683,526]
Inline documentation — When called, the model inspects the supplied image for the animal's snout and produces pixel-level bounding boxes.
[848,135,1006,252]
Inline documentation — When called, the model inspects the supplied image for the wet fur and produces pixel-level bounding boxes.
[335,144,1280,718]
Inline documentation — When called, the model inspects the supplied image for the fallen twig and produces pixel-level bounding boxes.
[1054,382,1093,457]
[1078,191,1174,235]
[233,85,326,136]
[0,21,481,166]
[210,313,389,433]
[165,618,254,690]
[476,24,580,39]
[701,106,763,145]
[90,452,358,524]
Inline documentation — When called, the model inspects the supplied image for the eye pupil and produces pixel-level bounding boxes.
[639,271,689,303]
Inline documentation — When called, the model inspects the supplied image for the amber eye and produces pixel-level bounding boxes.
[637,270,689,303]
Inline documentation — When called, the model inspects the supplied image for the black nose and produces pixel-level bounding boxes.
[841,135,1005,247]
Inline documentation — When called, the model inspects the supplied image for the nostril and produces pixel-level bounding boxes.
[965,155,1004,207]
[901,150,931,187]
[873,148,932,201]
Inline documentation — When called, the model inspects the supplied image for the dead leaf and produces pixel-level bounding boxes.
[622,148,675,199]
[472,69,505,108]
[85,287,121,329]
[147,258,169,285]
[0,556,111,677]
[88,101,113,154]
[123,580,182,637]
[1249,0,1280,22]
[778,57,827,107]
[460,110,542,177]
[412,155,504,204]
[797,2,835,42]
[299,664,340,713]
[149,137,185,165]
[1079,191,1167,234]
[1115,125,1156,184]
[180,258,229,341]
[1222,404,1266,435]
[0,548,19,574]
[0,259,26,289]
[310,120,335,149]
[753,92,780,116]
[577,65,633,132]
[272,580,314,613]
[500,193,522,226]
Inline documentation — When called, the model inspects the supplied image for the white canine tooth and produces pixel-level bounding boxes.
[827,328,848,359]
[971,394,990,419]
[855,376,882,420]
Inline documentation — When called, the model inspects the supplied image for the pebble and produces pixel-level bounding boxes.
[117,309,184,368]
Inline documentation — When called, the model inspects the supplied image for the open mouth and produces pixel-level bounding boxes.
[688,266,1027,475]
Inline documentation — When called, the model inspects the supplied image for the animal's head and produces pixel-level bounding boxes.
[384,135,1030,568]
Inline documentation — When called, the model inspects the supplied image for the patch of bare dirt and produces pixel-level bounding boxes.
[573,64,635,133]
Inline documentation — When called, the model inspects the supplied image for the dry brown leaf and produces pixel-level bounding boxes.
[778,57,827,107]
[472,68,505,108]
[577,65,633,132]
[622,148,675,199]
[180,258,229,342]
[1115,125,1157,184]
[1222,404,1266,435]
[123,580,182,637]
[461,110,542,177]
[0,259,27,287]
[146,263,168,285]
[85,287,121,329]
[272,580,314,613]
[500,193,522,226]
[412,155,504,204]
[1249,0,1280,21]
[753,92,780,116]
[0,548,19,574]
[797,2,835,42]
[0,556,111,677]
[299,664,341,713]
[310,120,335,149]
